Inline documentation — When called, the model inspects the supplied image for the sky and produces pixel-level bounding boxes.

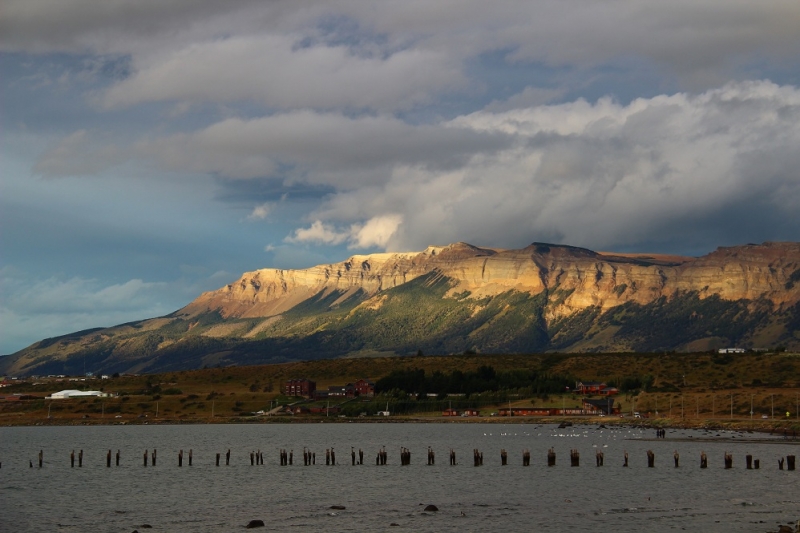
[2,1,800,354]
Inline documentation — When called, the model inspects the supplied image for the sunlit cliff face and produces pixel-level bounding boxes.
[183,242,800,321]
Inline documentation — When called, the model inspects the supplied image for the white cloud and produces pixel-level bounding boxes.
[247,202,273,221]
[287,80,800,252]
[285,214,402,249]
[286,220,349,246]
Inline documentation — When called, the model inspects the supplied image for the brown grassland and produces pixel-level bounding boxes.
[2,352,799,431]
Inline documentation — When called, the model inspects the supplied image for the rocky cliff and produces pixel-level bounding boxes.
[182,241,800,319]
[2,241,799,376]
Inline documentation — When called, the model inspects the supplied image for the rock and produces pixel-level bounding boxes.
[329,505,346,510]
[424,505,439,512]
[140,526,152,529]
[776,526,792,533]
[390,523,400,527]
[246,519,265,528]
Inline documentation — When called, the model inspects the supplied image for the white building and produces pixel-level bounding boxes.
[718,348,746,354]
[47,390,108,399]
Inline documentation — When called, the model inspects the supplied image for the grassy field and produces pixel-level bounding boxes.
[2,351,799,429]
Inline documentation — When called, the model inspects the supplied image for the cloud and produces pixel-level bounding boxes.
[286,80,800,252]
[137,111,511,183]
[101,34,463,112]
[247,202,273,221]
[33,130,122,177]
[286,214,402,249]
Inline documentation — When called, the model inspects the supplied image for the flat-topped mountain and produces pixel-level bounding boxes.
[2,241,799,376]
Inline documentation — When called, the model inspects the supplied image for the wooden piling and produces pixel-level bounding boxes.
[450,448,456,466]
[179,449,184,467]
[596,450,603,467]
[144,450,148,467]
[71,450,75,468]
[754,459,760,469]
[216,453,220,467]
[788,455,796,471]
[700,452,707,469]
[78,449,83,468]
[523,449,531,466]
[289,450,293,465]
[724,452,733,469]
[152,449,157,467]
[107,449,111,468]
[189,449,193,466]
[359,449,363,465]
[39,450,43,468]
[674,451,679,468]
[570,449,579,467]
[116,450,120,467]
[352,447,356,466]
[746,454,752,469]
[225,449,230,466]
[779,458,784,470]
[250,451,254,466]
[647,450,655,468]
[548,448,556,467]
[501,449,508,466]
[623,451,629,467]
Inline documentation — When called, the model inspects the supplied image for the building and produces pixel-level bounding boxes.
[582,398,618,415]
[442,408,459,416]
[46,390,108,399]
[718,348,746,354]
[283,378,316,398]
[462,408,480,417]
[354,379,375,397]
[576,381,619,396]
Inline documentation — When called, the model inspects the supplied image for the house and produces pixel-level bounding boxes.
[354,379,375,397]
[576,381,618,396]
[325,383,355,397]
[283,378,316,398]
[442,408,459,416]
[46,390,108,399]
[718,348,746,354]
[582,398,618,415]
[462,408,480,417]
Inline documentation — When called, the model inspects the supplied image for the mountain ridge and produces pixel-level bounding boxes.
[2,240,799,376]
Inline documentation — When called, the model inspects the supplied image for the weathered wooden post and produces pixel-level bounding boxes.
[523,449,531,466]
[724,452,733,469]
[673,451,679,468]
[79,450,83,468]
[501,449,508,466]
[359,448,363,465]
[189,449,193,466]
[144,450,148,467]
[326,449,330,466]
[71,450,75,468]
[450,448,456,466]
[570,449,579,467]
[647,450,655,468]
[596,450,603,467]
[116,450,120,467]
[152,449,157,467]
[179,449,183,467]
[250,451,254,466]
[788,455,796,471]
[778,458,784,470]
[312,452,316,465]
[352,447,356,466]
[216,453,220,467]
[39,450,43,468]
[754,459,760,469]
[746,454,752,469]
[700,452,707,468]
[548,448,556,467]
[225,449,230,466]
[106,449,111,468]
[623,451,629,467]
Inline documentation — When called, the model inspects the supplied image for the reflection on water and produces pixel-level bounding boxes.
[1,423,798,532]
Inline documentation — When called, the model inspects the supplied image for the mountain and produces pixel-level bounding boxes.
[2,241,799,376]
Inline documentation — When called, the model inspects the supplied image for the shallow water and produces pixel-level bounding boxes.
[1,423,798,532]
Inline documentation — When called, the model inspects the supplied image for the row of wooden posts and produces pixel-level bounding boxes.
[6,450,796,471]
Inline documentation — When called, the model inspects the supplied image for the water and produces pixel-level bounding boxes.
[1,423,798,532]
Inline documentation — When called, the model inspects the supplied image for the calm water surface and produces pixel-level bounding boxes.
[1,423,798,532]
